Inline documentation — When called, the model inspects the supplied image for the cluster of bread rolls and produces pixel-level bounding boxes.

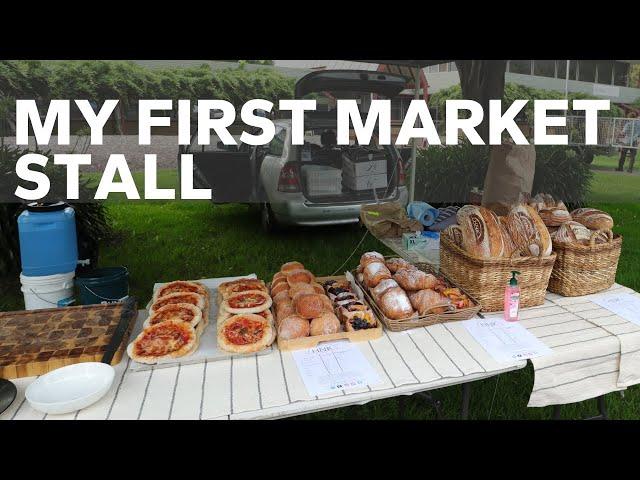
[356,253,472,320]
[270,261,343,340]
[444,204,553,259]
[527,193,614,246]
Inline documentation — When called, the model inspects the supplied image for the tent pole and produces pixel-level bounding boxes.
[409,66,420,203]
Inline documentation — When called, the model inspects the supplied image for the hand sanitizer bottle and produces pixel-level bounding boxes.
[504,271,521,322]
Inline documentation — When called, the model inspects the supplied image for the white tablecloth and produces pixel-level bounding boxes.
[1,313,525,420]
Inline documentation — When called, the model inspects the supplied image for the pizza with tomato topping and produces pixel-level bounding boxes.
[218,278,267,303]
[151,292,205,313]
[221,290,272,314]
[154,280,209,302]
[127,319,198,364]
[144,303,202,329]
[217,314,275,354]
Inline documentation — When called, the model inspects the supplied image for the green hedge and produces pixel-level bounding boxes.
[414,143,593,206]
[0,60,295,114]
[428,82,624,119]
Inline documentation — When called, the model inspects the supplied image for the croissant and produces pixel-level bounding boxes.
[363,261,392,288]
[371,278,399,301]
[385,257,413,273]
[378,287,414,320]
[393,268,438,291]
[409,289,452,315]
[360,251,385,268]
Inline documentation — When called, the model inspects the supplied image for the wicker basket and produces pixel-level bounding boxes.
[439,236,556,312]
[353,261,482,332]
[548,230,622,297]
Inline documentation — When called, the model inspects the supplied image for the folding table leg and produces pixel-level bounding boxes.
[460,383,471,420]
[552,395,609,420]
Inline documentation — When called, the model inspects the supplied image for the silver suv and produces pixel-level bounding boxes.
[188,70,410,232]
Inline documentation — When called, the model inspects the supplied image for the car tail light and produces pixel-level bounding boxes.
[277,163,301,193]
[397,158,406,186]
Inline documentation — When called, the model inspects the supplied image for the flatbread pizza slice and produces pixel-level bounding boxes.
[143,303,202,329]
[150,291,206,316]
[217,314,275,354]
[217,278,267,303]
[153,280,209,302]
[221,290,272,314]
[127,320,198,364]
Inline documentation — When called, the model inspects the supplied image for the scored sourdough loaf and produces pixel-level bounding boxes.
[456,205,505,259]
[570,208,614,231]
[504,204,552,257]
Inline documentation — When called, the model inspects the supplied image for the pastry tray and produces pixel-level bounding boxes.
[275,275,383,352]
[353,259,482,332]
[129,275,273,372]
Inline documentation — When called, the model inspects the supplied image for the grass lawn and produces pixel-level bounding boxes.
[2,158,640,419]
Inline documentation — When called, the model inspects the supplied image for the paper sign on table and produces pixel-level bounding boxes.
[292,340,381,396]
[591,293,640,327]
[464,315,552,364]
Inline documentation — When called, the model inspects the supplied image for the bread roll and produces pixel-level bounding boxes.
[272,290,291,305]
[553,221,591,244]
[281,261,304,273]
[309,312,341,336]
[275,300,295,322]
[457,205,505,258]
[504,205,552,257]
[393,268,438,291]
[286,269,315,286]
[363,261,392,288]
[409,289,452,315]
[371,278,399,301]
[289,282,315,301]
[310,282,325,295]
[360,252,385,268]
[570,208,613,231]
[270,281,289,297]
[379,287,414,320]
[294,293,333,319]
[272,272,286,283]
[277,314,310,340]
[539,208,572,227]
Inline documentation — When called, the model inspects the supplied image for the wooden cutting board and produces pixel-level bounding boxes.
[0,300,138,379]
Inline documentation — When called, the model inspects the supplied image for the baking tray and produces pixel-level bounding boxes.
[275,275,383,352]
[129,275,273,372]
[353,258,482,332]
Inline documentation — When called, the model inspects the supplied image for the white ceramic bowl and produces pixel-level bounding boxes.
[25,362,115,415]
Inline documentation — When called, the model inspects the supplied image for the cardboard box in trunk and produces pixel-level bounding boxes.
[343,173,388,191]
[302,165,342,196]
[342,154,387,178]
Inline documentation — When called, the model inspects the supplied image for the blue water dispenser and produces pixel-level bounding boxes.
[17,202,79,277]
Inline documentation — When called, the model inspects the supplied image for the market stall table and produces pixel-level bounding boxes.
[1,310,526,420]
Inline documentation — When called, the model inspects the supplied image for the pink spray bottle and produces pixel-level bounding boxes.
[504,271,521,322]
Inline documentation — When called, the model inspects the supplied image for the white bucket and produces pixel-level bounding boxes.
[20,271,76,310]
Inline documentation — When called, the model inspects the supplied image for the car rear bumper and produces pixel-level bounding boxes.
[270,187,409,226]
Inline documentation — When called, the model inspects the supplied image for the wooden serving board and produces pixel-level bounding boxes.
[0,301,138,379]
[276,275,383,352]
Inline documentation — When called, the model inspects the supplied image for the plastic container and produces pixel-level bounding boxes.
[504,271,521,322]
[18,202,78,277]
[75,267,129,305]
[20,271,76,310]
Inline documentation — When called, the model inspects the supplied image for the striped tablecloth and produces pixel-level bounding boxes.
[529,283,640,407]
[1,313,525,420]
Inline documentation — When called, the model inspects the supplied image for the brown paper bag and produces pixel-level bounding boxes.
[482,143,536,216]
[360,202,423,238]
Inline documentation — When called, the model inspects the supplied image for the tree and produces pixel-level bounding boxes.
[455,60,507,143]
